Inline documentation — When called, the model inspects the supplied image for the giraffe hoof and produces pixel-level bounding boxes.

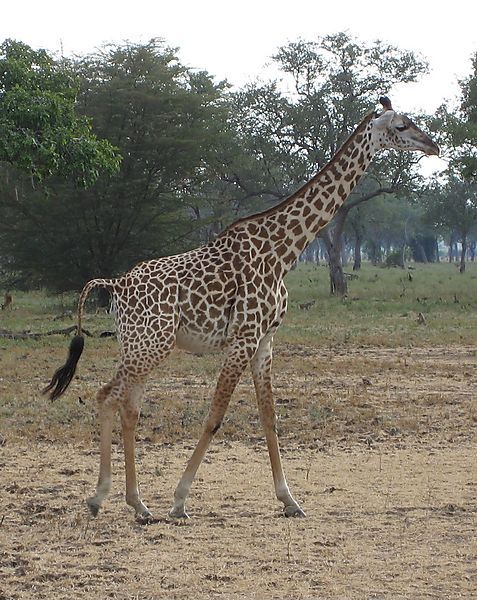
[168,507,190,520]
[86,498,100,517]
[135,510,154,525]
[284,505,306,518]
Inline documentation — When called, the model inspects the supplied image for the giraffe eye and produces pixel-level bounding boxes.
[396,124,408,132]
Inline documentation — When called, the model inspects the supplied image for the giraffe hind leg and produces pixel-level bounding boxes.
[86,371,152,520]
[86,380,118,517]
[251,337,305,517]
[119,382,153,522]
[86,308,177,519]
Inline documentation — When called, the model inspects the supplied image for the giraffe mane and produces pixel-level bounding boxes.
[218,109,376,237]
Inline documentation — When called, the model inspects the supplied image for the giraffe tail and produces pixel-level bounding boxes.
[43,278,115,401]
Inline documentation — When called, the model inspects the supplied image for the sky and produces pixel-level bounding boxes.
[3,0,477,174]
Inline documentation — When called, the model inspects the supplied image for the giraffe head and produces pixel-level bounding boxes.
[370,96,439,156]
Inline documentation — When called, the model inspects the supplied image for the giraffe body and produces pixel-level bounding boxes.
[109,239,288,360]
[44,98,439,521]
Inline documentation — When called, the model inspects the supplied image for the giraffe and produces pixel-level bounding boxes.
[44,97,439,521]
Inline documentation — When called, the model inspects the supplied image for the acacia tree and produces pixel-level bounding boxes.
[425,50,477,272]
[0,39,121,289]
[226,33,430,295]
[434,51,477,181]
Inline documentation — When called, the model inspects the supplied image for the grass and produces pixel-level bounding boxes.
[1,263,477,600]
[3,261,477,347]
[0,264,477,444]
[1,261,476,446]
[281,261,477,346]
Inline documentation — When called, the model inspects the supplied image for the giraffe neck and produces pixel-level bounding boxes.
[224,113,377,275]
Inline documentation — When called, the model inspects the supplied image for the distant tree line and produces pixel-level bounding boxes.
[0,35,476,295]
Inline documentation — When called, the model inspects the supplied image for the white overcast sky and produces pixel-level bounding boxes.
[3,0,476,113]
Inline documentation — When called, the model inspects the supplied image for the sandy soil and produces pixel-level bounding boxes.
[1,344,477,599]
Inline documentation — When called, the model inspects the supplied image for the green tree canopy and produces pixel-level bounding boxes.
[0,40,232,291]
[453,52,477,179]
[430,51,477,181]
[0,39,120,185]
[423,177,477,272]
[225,33,430,294]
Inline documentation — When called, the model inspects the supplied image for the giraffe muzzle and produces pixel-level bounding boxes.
[425,140,440,156]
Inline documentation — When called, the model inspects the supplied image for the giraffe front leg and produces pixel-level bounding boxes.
[169,395,233,519]
[170,340,257,519]
[169,430,211,519]
[251,338,305,518]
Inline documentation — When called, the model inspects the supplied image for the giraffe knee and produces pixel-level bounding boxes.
[120,406,140,429]
[96,382,114,405]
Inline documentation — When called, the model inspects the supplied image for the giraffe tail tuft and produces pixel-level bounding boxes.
[43,335,85,400]
[43,278,115,400]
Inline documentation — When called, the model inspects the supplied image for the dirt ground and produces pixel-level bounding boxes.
[1,344,477,599]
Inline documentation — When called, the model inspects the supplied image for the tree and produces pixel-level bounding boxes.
[0,39,120,185]
[425,51,477,271]
[346,196,430,270]
[226,33,430,295]
[423,177,477,273]
[430,51,477,182]
[454,51,477,180]
[0,40,231,291]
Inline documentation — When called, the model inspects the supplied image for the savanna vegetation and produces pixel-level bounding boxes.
[1,34,477,298]
[1,264,477,599]
[1,261,476,442]
[1,32,477,600]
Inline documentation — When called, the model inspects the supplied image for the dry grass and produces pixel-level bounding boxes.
[1,264,477,598]
[1,439,476,600]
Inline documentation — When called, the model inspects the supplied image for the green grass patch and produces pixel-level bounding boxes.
[281,262,477,346]
[2,262,477,349]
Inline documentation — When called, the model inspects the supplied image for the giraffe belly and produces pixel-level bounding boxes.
[175,326,228,354]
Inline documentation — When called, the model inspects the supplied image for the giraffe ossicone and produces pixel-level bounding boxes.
[44,98,439,521]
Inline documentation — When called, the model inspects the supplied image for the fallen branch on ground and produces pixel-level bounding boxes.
[0,326,115,340]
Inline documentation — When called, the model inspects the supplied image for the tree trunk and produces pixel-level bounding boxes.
[353,232,362,271]
[448,233,454,262]
[410,237,427,263]
[316,187,397,296]
[460,234,467,273]
[435,238,440,262]
[469,240,476,262]
[369,240,383,266]
[329,249,347,295]
[421,235,439,262]
[341,245,348,267]
[398,245,406,268]
[320,227,348,296]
